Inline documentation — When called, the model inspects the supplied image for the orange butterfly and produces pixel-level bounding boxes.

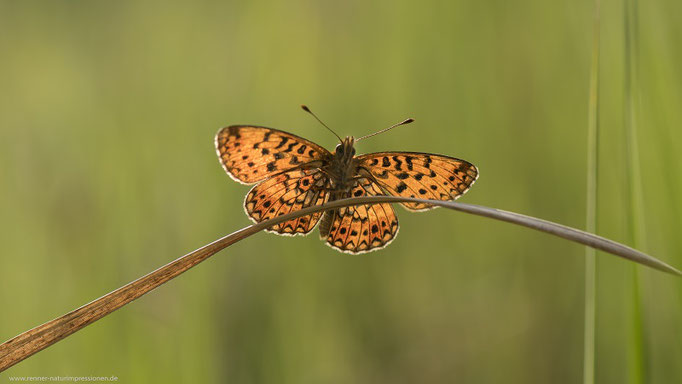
[215,106,478,254]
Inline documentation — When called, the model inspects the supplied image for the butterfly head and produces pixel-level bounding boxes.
[334,136,356,162]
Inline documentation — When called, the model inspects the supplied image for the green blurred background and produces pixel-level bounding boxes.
[1,0,681,382]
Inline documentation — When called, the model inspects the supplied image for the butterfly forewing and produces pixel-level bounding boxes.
[325,179,399,254]
[216,125,330,184]
[245,169,329,235]
[356,152,478,211]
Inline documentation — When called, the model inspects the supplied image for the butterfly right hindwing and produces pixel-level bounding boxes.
[323,179,399,254]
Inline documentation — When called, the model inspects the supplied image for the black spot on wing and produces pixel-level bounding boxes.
[405,156,414,170]
[275,137,289,149]
[392,156,403,170]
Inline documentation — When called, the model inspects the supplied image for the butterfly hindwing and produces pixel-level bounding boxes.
[324,179,399,254]
[216,125,331,184]
[356,152,478,211]
[245,169,330,235]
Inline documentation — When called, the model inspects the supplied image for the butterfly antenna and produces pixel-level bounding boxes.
[301,105,342,142]
[355,118,415,142]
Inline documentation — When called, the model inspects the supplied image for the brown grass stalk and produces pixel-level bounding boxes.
[1,196,679,371]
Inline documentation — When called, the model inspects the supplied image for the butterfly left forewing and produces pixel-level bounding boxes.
[215,125,330,184]
[355,152,478,211]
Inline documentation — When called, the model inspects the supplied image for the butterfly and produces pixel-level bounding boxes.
[215,106,478,254]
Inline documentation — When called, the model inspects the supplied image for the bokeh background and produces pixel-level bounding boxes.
[1,0,681,382]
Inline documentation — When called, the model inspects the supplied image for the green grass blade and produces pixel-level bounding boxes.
[584,1,601,383]
[624,0,647,382]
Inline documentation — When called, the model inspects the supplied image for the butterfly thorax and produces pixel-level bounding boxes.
[323,136,359,193]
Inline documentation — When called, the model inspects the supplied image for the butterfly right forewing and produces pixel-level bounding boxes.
[355,152,478,211]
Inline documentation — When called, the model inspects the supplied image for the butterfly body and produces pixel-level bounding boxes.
[322,136,358,192]
[216,125,478,254]
[317,136,360,239]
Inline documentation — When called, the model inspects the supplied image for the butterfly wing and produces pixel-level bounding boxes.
[355,152,478,211]
[215,125,331,184]
[216,125,333,235]
[323,179,399,254]
[244,168,330,235]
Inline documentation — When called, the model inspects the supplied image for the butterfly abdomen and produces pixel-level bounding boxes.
[318,210,335,239]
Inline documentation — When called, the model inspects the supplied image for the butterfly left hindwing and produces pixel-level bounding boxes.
[245,168,329,236]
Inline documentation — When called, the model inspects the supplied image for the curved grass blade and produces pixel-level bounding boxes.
[1,196,679,371]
